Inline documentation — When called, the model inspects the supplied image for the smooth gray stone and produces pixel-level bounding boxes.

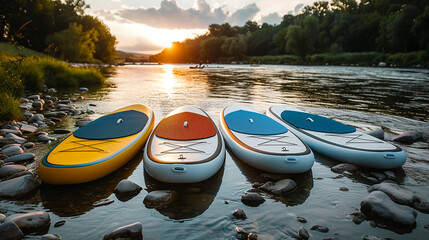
[0,165,27,178]
[143,190,178,209]
[37,135,57,143]
[22,142,35,149]
[103,222,142,240]
[27,95,40,100]
[114,179,142,196]
[28,114,44,123]
[0,129,22,136]
[2,143,21,150]
[6,171,32,180]
[298,227,310,239]
[19,97,29,103]
[309,224,329,233]
[232,208,247,220]
[4,153,35,163]
[2,146,24,157]
[0,221,24,240]
[0,138,17,147]
[32,101,43,111]
[4,134,27,144]
[260,179,297,195]
[361,191,417,226]
[44,112,59,118]
[19,124,37,133]
[76,119,92,127]
[41,234,61,240]
[241,192,265,206]
[4,211,50,234]
[0,175,40,198]
[366,128,384,140]
[331,163,358,173]
[79,87,89,92]
[392,131,423,144]
[368,182,420,206]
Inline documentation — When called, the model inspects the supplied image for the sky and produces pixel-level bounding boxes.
[85,0,316,54]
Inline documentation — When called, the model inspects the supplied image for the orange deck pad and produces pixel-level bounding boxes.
[155,112,216,140]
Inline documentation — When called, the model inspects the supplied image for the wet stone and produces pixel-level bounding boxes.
[233,208,247,220]
[27,95,40,101]
[93,198,114,207]
[259,179,297,195]
[413,201,429,213]
[143,190,178,209]
[366,128,384,140]
[248,232,258,240]
[384,171,396,179]
[392,130,423,144]
[53,129,71,134]
[0,165,27,178]
[54,220,66,228]
[351,211,366,224]
[235,226,248,236]
[4,133,27,144]
[6,171,32,180]
[367,182,419,206]
[298,227,310,239]
[424,224,429,229]
[2,146,24,157]
[37,135,57,143]
[103,222,142,240]
[361,191,417,227]
[0,175,40,198]
[76,119,92,127]
[28,114,44,123]
[4,153,35,163]
[4,211,51,234]
[297,216,307,223]
[370,172,387,181]
[0,221,24,240]
[339,187,349,191]
[22,142,35,149]
[331,163,358,173]
[0,129,22,136]
[260,173,288,181]
[310,224,329,233]
[241,192,265,207]
[113,179,142,199]
[41,233,61,240]
[0,213,5,223]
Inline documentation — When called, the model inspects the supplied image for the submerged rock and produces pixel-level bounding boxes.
[0,221,24,240]
[331,163,358,173]
[248,232,258,240]
[4,211,51,234]
[392,131,423,144]
[114,179,142,200]
[310,224,329,233]
[93,198,114,207]
[351,211,366,224]
[0,175,40,198]
[143,190,178,209]
[103,222,142,240]
[41,234,61,240]
[297,216,307,223]
[241,192,265,206]
[232,208,247,220]
[367,182,419,206]
[361,191,417,227]
[259,179,297,195]
[298,227,310,239]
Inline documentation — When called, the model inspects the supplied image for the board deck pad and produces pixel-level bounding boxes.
[281,110,356,134]
[225,110,287,135]
[73,110,148,140]
[155,112,216,140]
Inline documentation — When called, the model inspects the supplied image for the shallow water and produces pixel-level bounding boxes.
[3,64,429,239]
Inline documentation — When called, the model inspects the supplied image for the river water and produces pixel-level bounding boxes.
[3,64,429,239]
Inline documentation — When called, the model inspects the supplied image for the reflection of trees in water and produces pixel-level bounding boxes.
[143,164,224,220]
[228,148,313,206]
[39,151,143,217]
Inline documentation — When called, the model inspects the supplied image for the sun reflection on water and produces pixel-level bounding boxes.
[161,64,175,97]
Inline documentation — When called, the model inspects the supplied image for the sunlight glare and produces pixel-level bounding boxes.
[162,65,175,97]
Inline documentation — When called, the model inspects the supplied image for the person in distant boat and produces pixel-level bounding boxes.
[199,60,203,68]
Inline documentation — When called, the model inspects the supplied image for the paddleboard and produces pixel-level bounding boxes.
[267,105,407,169]
[143,106,225,183]
[38,104,155,184]
[219,105,314,173]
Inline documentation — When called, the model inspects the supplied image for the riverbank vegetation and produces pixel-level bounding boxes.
[150,0,429,67]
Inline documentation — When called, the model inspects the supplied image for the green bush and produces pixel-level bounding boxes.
[20,62,45,92]
[0,93,22,121]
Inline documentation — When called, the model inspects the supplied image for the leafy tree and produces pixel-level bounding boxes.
[199,37,226,62]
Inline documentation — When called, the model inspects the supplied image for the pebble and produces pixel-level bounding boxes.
[310,224,329,233]
[113,179,142,197]
[351,211,366,224]
[367,182,419,206]
[143,190,178,209]
[361,191,417,227]
[413,201,429,213]
[241,192,265,206]
[22,142,35,149]
[79,87,89,92]
[27,95,40,100]
[28,114,44,123]
[93,198,114,207]
[0,175,40,198]
[0,129,22,136]
[37,135,57,143]
[297,216,307,223]
[2,146,24,157]
[392,130,423,144]
[232,208,247,220]
[76,119,92,127]
[41,233,61,240]
[259,179,297,195]
[4,133,27,144]
[339,187,349,191]
[54,129,72,134]
[298,227,310,239]
[248,232,258,240]
[19,124,37,134]
[235,226,248,236]
[0,165,27,178]
[0,221,24,240]
[4,211,51,234]
[103,222,142,240]
[54,220,66,227]
[331,163,358,173]
[3,153,35,163]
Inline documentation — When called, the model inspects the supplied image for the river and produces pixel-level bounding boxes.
[4,64,429,239]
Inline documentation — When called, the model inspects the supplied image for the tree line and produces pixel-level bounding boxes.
[150,0,429,64]
[0,0,117,63]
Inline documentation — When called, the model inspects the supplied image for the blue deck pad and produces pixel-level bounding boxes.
[74,110,148,139]
[225,110,287,135]
[280,110,356,134]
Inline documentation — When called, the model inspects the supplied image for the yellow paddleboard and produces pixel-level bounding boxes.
[38,104,154,184]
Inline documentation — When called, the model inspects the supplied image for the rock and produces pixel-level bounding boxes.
[413,201,429,213]
[0,213,5,223]
[41,233,61,240]
[4,134,27,144]
[44,112,59,118]
[0,221,24,240]
[53,129,71,134]
[35,132,48,137]
[232,208,247,220]
[93,198,114,207]
[0,175,40,198]
[2,143,21,150]
[248,233,258,240]
[27,95,40,101]
[0,138,17,147]
[0,129,22,136]
[369,172,387,181]
[366,128,384,140]
[37,135,57,143]
[6,171,32,180]
[331,163,358,173]
[76,119,92,127]
[19,124,37,134]
[28,114,44,123]
[103,222,142,240]
[367,182,419,206]
[260,179,297,195]
[32,101,43,111]
[3,153,35,164]
[79,87,89,92]
[19,97,29,103]
[54,220,66,228]
[361,191,417,227]
[339,187,349,191]
[378,62,387,67]
[362,235,387,240]
[235,227,248,237]
[392,131,423,144]
[89,103,97,107]
[241,192,265,206]
[4,211,50,234]
[0,165,27,178]
[113,179,142,198]
[22,142,35,149]
[143,190,178,209]
[351,211,366,224]
[310,224,329,233]
[384,171,396,179]
[2,146,24,157]
[297,216,307,223]
[260,173,288,181]
[298,227,310,239]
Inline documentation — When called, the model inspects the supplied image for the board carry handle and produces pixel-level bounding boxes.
[285,158,297,163]
[384,153,396,159]
[171,166,186,173]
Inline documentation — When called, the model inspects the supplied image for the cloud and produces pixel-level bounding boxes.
[116,0,227,29]
[120,37,164,52]
[261,12,281,25]
[294,3,304,15]
[227,3,259,26]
